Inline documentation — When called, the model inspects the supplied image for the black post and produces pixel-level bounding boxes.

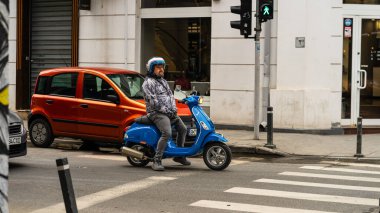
[264,106,276,149]
[354,117,364,158]
[56,158,78,213]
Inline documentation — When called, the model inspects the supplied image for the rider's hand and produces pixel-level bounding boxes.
[169,111,177,119]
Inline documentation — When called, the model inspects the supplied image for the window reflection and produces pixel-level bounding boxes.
[142,0,211,8]
[141,18,211,95]
[344,0,380,4]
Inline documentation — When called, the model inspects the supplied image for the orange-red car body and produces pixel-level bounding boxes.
[29,67,192,144]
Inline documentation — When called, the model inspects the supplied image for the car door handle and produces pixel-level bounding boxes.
[45,100,54,104]
[80,104,88,108]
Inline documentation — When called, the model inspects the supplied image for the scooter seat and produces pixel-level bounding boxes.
[135,115,153,125]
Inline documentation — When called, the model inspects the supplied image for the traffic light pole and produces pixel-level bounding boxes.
[230,0,273,140]
[253,0,262,140]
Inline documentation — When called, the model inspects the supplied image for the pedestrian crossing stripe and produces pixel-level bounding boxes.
[255,178,380,192]
[280,171,380,183]
[301,166,380,175]
[79,154,125,161]
[225,187,378,206]
[321,161,380,169]
[31,176,177,212]
[190,200,338,213]
[230,160,250,166]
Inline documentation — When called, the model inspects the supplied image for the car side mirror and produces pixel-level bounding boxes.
[107,94,120,104]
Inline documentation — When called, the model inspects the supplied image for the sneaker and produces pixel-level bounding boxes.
[152,158,165,171]
[173,157,191,166]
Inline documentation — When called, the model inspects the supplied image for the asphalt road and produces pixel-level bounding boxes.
[8,141,380,213]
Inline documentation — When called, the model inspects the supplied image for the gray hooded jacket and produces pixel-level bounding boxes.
[142,76,177,118]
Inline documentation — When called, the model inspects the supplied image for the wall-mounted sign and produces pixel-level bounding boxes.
[344,26,352,38]
[344,18,353,27]
[343,18,353,38]
[295,37,305,48]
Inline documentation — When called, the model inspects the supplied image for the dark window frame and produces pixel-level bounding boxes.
[34,76,49,95]
[82,74,119,103]
[142,0,211,8]
[343,0,380,4]
[47,73,79,98]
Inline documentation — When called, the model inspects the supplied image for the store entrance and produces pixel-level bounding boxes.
[342,17,380,125]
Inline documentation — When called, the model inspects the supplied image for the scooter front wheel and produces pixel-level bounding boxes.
[126,144,150,167]
[203,142,232,171]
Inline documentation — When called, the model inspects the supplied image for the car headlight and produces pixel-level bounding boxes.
[20,124,25,133]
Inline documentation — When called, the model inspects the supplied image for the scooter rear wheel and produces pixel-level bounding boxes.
[126,144,150,167]
[203,142,232,171]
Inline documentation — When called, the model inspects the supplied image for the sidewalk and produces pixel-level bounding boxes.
[220,129,380,159]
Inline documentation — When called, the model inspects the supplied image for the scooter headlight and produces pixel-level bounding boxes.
[198,96,203,104]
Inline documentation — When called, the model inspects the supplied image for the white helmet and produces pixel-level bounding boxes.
[146,57,166,75]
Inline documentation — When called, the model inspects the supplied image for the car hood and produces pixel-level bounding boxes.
[8,111,22,124]
[134,99,191,116]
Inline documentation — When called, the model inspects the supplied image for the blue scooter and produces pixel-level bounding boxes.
[121,95,232,171]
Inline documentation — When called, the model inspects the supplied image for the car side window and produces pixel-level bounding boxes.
[35,76,48,94]
[83,74,117,102]
[48,73,78,97]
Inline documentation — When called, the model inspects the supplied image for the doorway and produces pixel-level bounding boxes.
[342,17,380,125]
[16,0,78,109]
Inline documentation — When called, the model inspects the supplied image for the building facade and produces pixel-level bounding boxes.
[7,0,380,130]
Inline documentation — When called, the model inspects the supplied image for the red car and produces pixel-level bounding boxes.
[28,67,194,147]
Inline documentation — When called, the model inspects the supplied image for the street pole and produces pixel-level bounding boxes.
[56,158,78,213]
[264,106,276,148]
[262,21,271,127]
[254,0,262,140]
[354,117,364,158]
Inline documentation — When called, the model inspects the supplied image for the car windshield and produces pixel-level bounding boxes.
[107,74,145,99]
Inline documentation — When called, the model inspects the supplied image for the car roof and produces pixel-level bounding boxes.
[38,67,141,76]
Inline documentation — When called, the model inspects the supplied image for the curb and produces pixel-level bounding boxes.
[229,145,290,157]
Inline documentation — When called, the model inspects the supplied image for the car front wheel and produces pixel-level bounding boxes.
[29,118,54,148]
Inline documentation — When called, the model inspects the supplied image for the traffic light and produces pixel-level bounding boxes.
[230,0,252,37]
[258,0,274,23]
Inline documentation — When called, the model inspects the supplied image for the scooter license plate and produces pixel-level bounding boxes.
[188,128,197,137]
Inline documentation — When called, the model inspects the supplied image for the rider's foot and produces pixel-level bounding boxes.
[152,158,165,171]
[173,157,191,166]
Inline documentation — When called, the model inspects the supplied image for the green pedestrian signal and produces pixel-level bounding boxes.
[263,6,270,15]
[258,0,273,23]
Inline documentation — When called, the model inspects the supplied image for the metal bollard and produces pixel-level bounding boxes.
[264,106,276,149]
[56,158,78,213]
[354,117,364,158]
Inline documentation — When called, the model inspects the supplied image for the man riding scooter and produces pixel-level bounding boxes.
[142,57,191,171]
